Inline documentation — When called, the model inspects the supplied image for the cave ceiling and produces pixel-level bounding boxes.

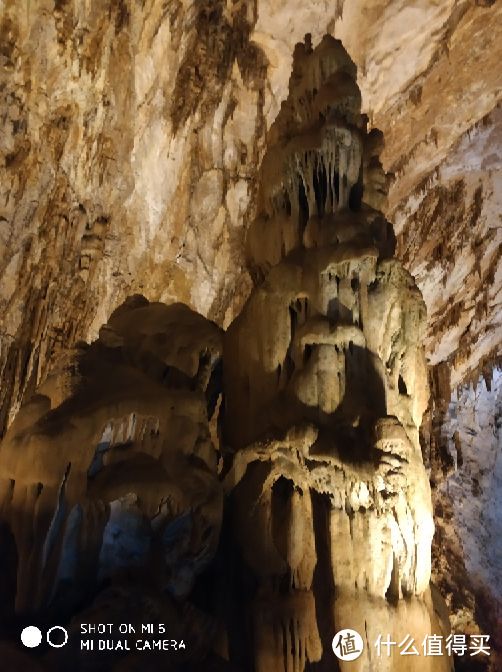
[0,1,500,428]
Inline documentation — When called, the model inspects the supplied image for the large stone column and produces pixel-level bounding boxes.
[224,35,451,672]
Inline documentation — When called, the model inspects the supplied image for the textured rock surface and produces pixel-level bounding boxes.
[1,1,500,432]
[0,297,223,617]
[224,37,449,672]
[0,32,457,672]
[395,105,502,389]
[0,0,500,669]
[0,0,267,433]
[432,367,502,669]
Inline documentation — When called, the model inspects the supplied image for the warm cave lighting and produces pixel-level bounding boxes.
[0,2,500,672]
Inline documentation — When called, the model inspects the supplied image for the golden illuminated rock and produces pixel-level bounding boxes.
[224,37,450,672]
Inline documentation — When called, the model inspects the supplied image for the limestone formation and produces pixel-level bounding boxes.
[0,297,223,618]
[431,367,502,667]
[0,30,459,672]
[224,36,450,672]
[0,0,500,667]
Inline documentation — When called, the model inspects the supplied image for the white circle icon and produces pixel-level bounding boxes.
[332,628,364,661]
[21,626,43,648]
[46,625,69,648]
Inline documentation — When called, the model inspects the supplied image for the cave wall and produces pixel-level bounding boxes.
[432,369,502,658]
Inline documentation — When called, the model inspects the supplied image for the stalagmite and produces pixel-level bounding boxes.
[224,35,451,671]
